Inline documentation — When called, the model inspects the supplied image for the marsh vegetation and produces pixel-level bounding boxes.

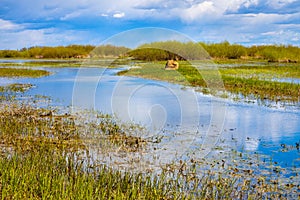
[0,101,299,199]
[118,61,300,103]
[0,42,300,199]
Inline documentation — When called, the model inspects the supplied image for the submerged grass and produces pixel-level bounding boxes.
[0,83,34,102]
[0,100,298,199]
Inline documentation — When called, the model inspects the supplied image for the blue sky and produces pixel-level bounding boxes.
[0,0,300,49]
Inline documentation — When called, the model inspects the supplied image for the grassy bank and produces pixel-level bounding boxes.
[118,61,300,103]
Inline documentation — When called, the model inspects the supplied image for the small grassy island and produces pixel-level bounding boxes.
[0,67,50,78]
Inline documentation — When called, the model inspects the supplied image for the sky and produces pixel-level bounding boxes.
[0,0,300,49]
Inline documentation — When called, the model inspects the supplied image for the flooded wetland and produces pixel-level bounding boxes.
[0,58,299,199]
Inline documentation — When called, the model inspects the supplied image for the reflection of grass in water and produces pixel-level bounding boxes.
[118,61,300,103]
[0,100,299,199]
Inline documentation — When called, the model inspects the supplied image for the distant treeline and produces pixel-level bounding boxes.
[128,41,209,61]
[1,41,300,62]
[129,41,300,62]
[0,45,129,59]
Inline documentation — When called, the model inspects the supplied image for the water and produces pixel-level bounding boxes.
[1,66,300,170]
[272,77,300,84]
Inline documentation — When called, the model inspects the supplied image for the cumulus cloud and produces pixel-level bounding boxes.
[0,0,299,48]
[179,0,262,23]
[113,12,125,18]
[0,25,92,49]
[1,0,296,24]
[0,19,23,31]
[180,1,217,22]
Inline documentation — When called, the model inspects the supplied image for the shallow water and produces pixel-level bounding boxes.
[1,66,300,170]
[272,77,300,84]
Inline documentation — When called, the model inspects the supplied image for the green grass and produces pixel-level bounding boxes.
[0,150,245,199]
[220,63,300,79]
[0,67,50,77]
[118,61,300,103]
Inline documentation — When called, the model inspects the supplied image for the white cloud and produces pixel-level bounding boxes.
[0,27,92,49]
[113,12,125,18]
[243,0,259,8]
[241,13,292,26]
[260,29,300,44]
[180,1,217,23]
[0,0,300,48]
[2,0,291,24]
[261,31,278,36]
[0,19,23,31]
[266,0,297,9]
[176,0,261,23]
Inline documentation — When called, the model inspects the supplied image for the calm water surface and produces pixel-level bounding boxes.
[1,66,300,169]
